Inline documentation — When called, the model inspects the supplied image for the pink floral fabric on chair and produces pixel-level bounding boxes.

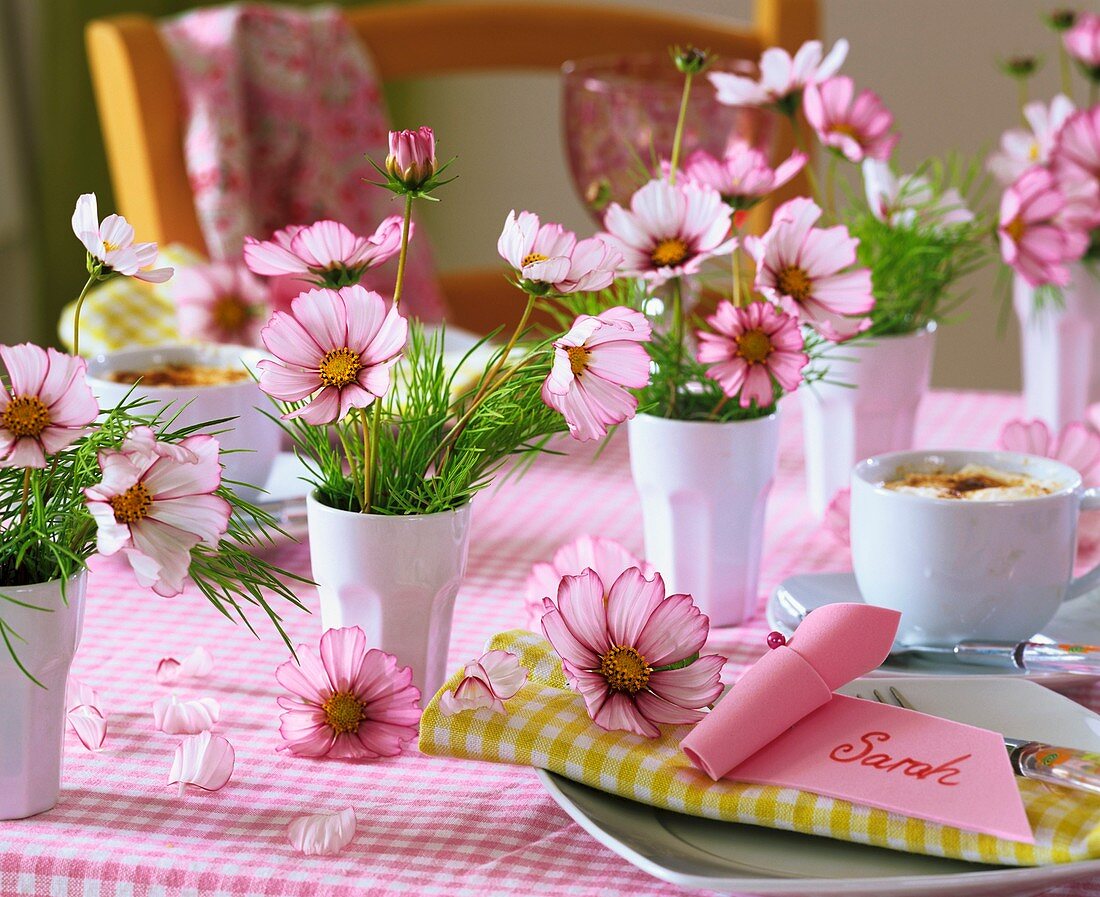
[159,4,446,320]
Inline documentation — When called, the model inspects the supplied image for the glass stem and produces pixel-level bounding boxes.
[70,274,96,358]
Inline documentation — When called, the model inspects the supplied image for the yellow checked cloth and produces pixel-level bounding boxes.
[419,630,1100,867]
[58,245,205,356]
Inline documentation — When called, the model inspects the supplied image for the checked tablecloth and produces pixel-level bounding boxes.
[3,390,1100,897]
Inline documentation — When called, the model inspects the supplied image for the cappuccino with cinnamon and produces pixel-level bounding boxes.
[884,463,1055,501]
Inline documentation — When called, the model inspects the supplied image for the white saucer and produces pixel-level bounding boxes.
[766,572,1100,685]
[538,676,1100,896]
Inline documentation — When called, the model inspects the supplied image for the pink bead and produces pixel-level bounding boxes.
[766,631,787,650]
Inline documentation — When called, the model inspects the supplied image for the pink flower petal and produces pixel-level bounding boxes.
[66,677,101,713]
[153,695,221,735]
[156,647,214,685]
[168,731,235,796]
[287,808,357,857]
[67,705,107,751]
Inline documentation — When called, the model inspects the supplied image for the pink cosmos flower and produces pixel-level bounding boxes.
[164,262,269,346]
[987,95,1076,187]
[540,568,725,738]
[257,285,407,425]
[998,167,1086,288]
[709,39,849,111]
[681,144,807,211]
[1065,13,1100,69]
[525,535,655,630]
[745,198,874,342]
[84,427,231,598]
[1051,106,1100,230]
[601,179,735,285]
[497,211,623,294]
[804,77,898,163]
[439,650,528,716]
[276,626,421,760]
[71,193,173,283]
[862,160,974,230]
[386,126,437,190]
[0,344,99,469]
[542,307,652,442]
[243,217,404,285]
[998,418,1100,483]
[697,301,808,408]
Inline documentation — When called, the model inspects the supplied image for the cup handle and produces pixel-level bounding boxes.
[1065,488,1100,601]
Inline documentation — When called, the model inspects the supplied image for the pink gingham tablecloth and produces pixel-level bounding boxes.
[3,389,1100,897]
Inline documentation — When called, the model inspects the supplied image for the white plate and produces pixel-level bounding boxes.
[766,572,1100,685]
[538,676,1100,896]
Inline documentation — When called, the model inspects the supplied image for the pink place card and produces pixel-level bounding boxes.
[729,694,1034,844]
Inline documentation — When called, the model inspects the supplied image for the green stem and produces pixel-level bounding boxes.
[667,280,683,417]
[363,192,414,513]
[668,71,695,184]
[826,154,838,220]
[1092,82,1098,107]
[468,292,535,412]
[710,392,730,420]
[730,222,744,307]
[1059,47,1073,99]
[788,115,824,208]
[1018,79,1029,123]
[18,469,30,525]
[70,274,97,358]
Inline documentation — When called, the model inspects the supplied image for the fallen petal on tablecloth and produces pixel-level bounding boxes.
[169,732,235,796]
[287,808,357,856]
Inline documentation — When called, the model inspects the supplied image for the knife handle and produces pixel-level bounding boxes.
[1018,642,1100,674]
[1012,741,1100,796]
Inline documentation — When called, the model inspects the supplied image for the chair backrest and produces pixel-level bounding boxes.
[86,0,817,256]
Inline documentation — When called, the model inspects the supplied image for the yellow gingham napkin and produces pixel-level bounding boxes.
[419,630,1100,866]
[58,245,205,356]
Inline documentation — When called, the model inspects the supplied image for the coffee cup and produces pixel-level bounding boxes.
[86,344,280,503]
[851,449,1100,645]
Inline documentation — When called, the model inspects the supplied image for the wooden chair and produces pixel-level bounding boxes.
[86,0,816,334]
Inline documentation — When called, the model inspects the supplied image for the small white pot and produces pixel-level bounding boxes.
[0,573,87,820]
[627,411,780,628]
[306,494,472,701]
[800,326,937,519]
[86,343,280,502]
[1014,265,1100,432]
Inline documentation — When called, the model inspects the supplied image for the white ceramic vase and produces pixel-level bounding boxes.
[801,326,937,519]
[627,411,780,628]
[0,573,87,820]
[306,495,471,701]
[1014,265,1100,432]
[86,343,281,502]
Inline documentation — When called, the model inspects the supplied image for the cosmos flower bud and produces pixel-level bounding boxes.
[385,127,437,191]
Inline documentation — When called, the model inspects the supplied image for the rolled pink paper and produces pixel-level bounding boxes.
[681,603,900,781]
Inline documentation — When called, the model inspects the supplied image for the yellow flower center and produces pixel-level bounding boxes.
[776,265,813,302]
[212,295,250,333]
[830,123,861,141]
[599,645,651,695]
[566,345,591,376]
[1,395,50,439]
[1004,216,1027,244]
[1028,142,1040,162]
[102,240,121,254]
[651,238,690,268]
[522,252,549,268]
[322,690,365,734]
[109,482,153,525]
[318,347,362,389]
[736,328,775,364]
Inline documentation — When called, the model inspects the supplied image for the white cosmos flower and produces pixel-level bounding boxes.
[71,193,173,282]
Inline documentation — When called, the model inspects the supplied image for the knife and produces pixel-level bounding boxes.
[893,641,1100,675]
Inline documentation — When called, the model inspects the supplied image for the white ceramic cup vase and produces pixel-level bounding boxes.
[0,573,87,820]
[801,326,936,519]
[627,411,780,628]
[86,343,280,502]
[1014,265,1100,433]
[306,495,472,701]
